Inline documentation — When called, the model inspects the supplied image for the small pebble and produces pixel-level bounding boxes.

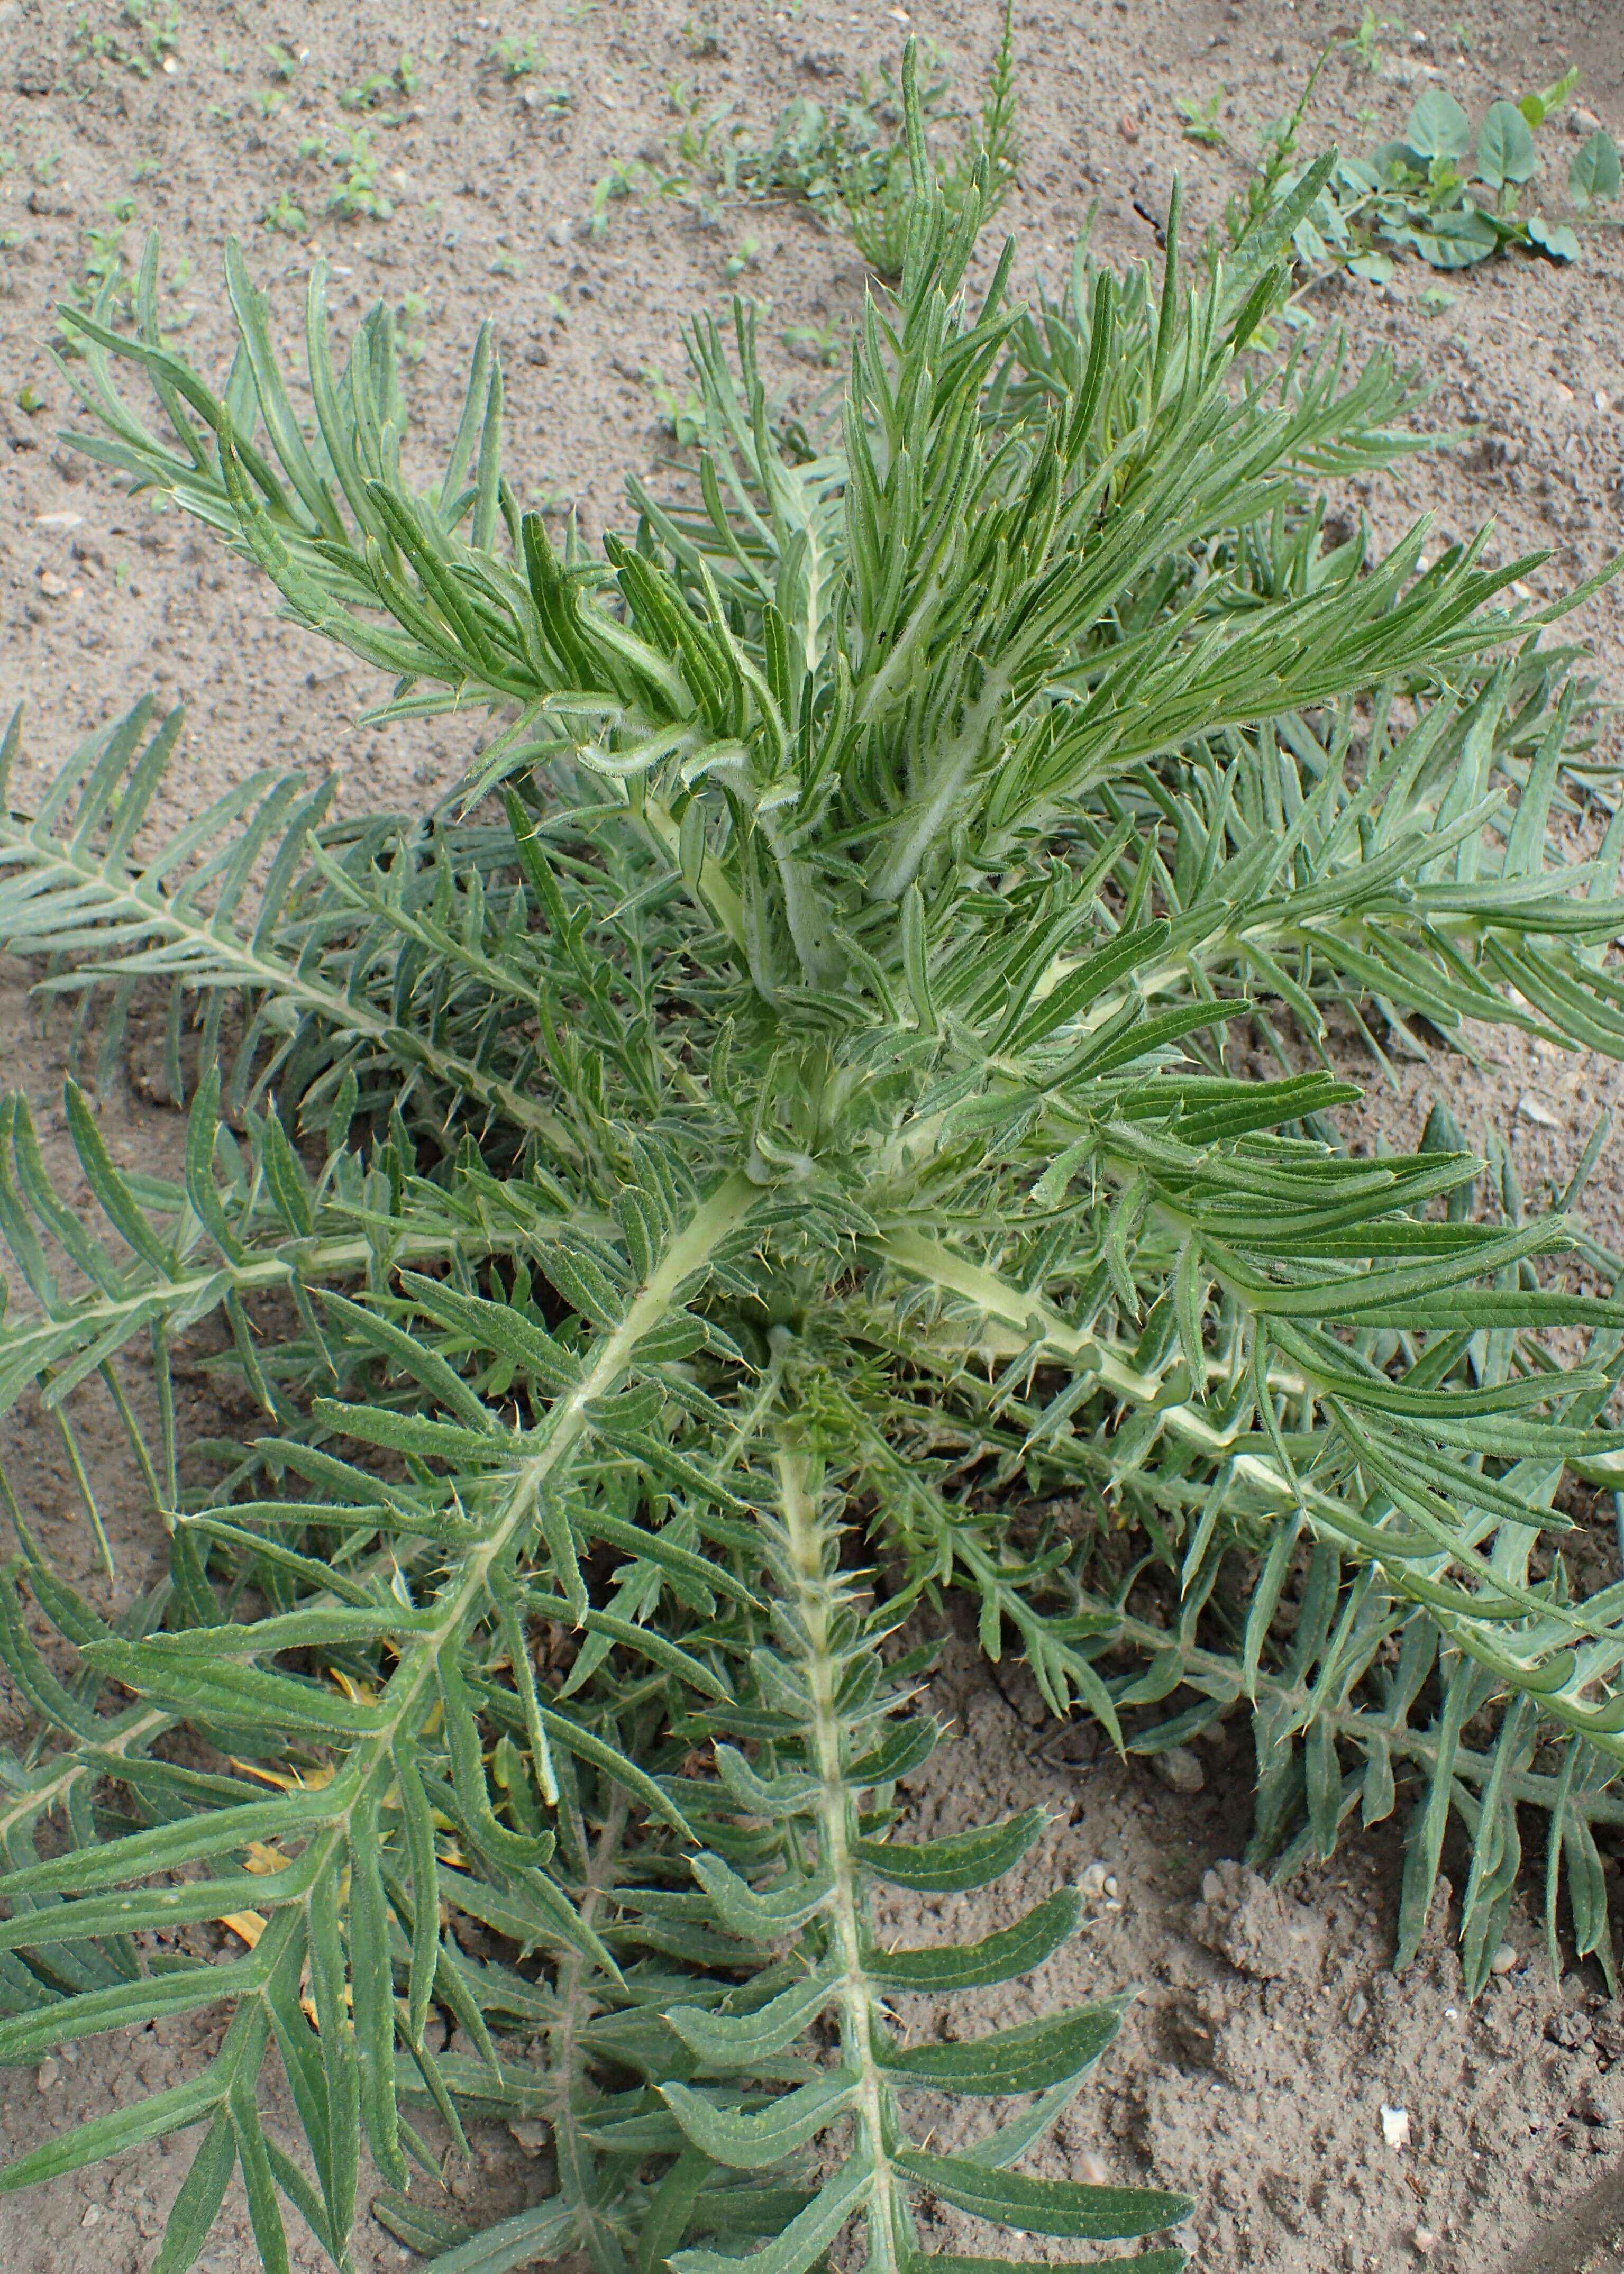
[1381,2104,1411,2150]
[1516,1093,1559,1129]
[80,2206,102,2229]
[1413,2231,1437,2258]
[1080,1862,1109,1898]
[1075,2151,1109,2185]
[1150,1745,1206,1795]
[1491,1942,1520,1975]
[36,570,68,598]
[1347,1989,1369,2025]
[1117,111,1139,141]
[35,2059,57,2092]
[1103,1873,1119,1901]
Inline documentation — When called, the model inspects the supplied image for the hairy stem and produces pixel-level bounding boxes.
[550,1780,635,2273]
[777,1442,905,2273]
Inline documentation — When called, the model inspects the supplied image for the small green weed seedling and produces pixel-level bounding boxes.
[781,312,844,364]
[1175,83,1228,149]
[52,200,193,352]
[397,289,430,362]
[490,33,544,80]
[489,40,572,115]
[260,188,308,239]
[590,151,708,240]
[1340,7,1403,72]
[683,9,723,56]
[330,131,392,221]
[301,126,395,222]
[640,358,708,443]
[339,54,420,121]
[667,92,737,174]
[71,0,180,81]
[581,84,735,237]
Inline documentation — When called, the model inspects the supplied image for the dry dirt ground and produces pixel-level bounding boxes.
[2,0,1624,2269]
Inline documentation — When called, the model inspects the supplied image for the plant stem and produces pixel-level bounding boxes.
[550,1780,635,2273]
[777,1440,905,2273]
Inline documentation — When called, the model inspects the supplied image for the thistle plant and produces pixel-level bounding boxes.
[2,54,1624,2274]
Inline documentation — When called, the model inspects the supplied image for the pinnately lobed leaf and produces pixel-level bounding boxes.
[0,31,1618,2274]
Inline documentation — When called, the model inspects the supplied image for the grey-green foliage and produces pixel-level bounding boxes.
[0,49,1622,2272]
[1251,66,1622,280]
[723,0,1017,276]
[590,6,1014,270]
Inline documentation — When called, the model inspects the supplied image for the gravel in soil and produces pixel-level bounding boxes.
[2,0,1623,2267]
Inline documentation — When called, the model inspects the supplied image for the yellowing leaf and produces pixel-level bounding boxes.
[329,1668,377,1706]
[230,1757,300,1791]
[221,1911,267,1948]
[229,1756,337,1793]
[242,1841,291,1875]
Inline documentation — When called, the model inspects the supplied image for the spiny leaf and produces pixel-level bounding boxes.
[878,1998,1125,2094]
[892,2151,1194,2240]
[853,1808,1049,1893]
[863,1887,1082,1990]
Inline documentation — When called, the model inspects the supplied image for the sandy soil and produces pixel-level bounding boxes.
[2,0,1624,2268]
